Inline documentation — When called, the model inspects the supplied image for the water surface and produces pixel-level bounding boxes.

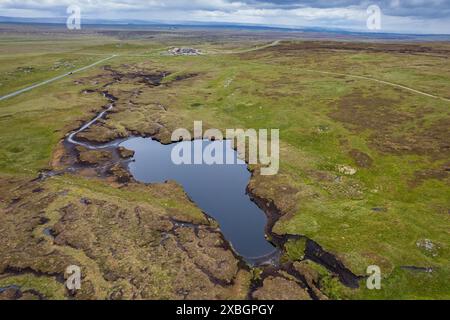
[120,137,276,261]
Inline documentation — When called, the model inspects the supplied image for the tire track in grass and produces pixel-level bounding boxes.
[303,68,450,102]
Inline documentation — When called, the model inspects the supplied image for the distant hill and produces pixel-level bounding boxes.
[1,16,449,41]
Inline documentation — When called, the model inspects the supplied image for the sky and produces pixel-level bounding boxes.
[0,0,449,34]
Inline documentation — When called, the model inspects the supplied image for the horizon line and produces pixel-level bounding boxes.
[1,16,450,37]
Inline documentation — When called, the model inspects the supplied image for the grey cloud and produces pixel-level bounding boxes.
[247,0,450,18]
[2,0,450,18]
[0,0,449,33]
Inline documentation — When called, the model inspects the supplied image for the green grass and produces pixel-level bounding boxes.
[146,45,450,299]
[0,34,449,299]
[0,274,66,300]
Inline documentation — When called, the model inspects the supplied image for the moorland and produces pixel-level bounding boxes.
[0,24,449,300]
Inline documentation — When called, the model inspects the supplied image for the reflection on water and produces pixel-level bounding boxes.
[120,137,276,262]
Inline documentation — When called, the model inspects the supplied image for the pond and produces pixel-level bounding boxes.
[120,137,277,263]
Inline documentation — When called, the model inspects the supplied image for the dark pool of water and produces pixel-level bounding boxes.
[120,137,276,261]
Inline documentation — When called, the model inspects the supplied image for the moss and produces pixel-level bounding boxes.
[294,260,352,300]
[252,276,311,300]
[0,274,66,300]
[284,238,307,262]
[117,146,135,159]
[251,268,263,281]
[76,146,112,165]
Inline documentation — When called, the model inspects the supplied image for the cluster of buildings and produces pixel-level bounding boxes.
[168,47,202,56]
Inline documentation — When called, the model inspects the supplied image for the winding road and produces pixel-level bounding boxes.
[0,54,117,102]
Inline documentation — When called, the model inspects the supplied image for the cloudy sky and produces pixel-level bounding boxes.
[0,0,449,34]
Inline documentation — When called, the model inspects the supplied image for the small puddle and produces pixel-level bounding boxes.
[120,137,277,263]
[0,285,20,293]
[43,228,54,239]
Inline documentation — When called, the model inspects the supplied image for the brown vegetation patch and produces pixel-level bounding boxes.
[75,123,126,144]
[107,163,133,184]
[370,118,450,158]
[349,149,373,168]
[293,261,329,300]
[263,41,450,58]
[329,90,407,131]
[75,146,112,166]
[410,163,450,187]
[252,276,311,300]
[0,287,43,300]
[172,226,240,285]
[171,73,199,82]
[102,65,168,87]
[0,177,251,300]
[330,91,450,158]
[117,147,135,159]
[247,173,300,217]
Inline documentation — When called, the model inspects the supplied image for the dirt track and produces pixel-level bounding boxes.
[303,68,450,102]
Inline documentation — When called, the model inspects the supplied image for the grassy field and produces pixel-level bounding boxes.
[0,26,449,300]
